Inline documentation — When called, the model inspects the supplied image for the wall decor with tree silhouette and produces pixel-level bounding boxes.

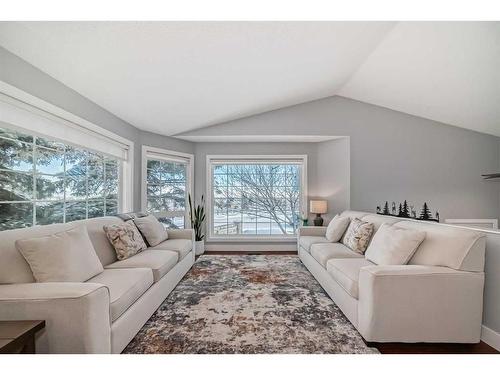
[376,200,439,222]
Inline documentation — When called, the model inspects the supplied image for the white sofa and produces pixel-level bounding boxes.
[298,210,486,343]
[0,216,195,353]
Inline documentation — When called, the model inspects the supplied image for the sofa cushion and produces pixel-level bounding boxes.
[326,258,375,299]
[298,236,330,252]
[339,210,370,220]
[105,250,178,282]
[394,221,486,271]
[310,242,363,267]
[87,268,153,322]
[16,226,104,283]
[103,221,147,260]
[133,215,168,246]
[325,215,351,242]
[342,218,375,254]
[149,239,193,260]
[359,214,402,233]
[365,223,426,265]
[81,217,125,266]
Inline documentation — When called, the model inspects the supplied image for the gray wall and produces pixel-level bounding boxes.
[0,47,195,211]
[311,137,350,222]
[179,95,500,222]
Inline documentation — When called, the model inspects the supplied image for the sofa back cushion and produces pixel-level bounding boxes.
[365,223,426,265]
[325,215,351,242]
[0,223,70,284]
[359,214,401,233]
[339,210,370,220]
[133,215,168,246]
[16,226,104,282]
[0,216,123,284]
[393,220,486,272]
[79,217,124,266]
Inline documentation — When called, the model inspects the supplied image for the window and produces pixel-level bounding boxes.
[142,146,193,229]
[207,155,307,240]
[0,125,121,230]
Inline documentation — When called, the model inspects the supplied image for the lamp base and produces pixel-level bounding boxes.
[313,214,324,226]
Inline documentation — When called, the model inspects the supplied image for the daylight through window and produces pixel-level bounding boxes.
[209,158,305,239]
[145,155,190,229]
[0,125,120,230]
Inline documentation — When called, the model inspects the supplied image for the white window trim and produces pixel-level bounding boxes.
[141,145,194,227]
[0,81,134,213]
[206,154,308,242]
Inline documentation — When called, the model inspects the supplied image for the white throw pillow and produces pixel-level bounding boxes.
[365,223,426,265]
[133,214,168,246]
[325,215,351,242]
[16,225,104,282]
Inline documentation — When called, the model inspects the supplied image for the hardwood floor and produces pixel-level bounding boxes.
[203,251,499,354]
[204,251,298,255]
[369,341,498,354]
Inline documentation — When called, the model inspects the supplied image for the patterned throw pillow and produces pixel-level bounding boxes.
[342,218,375,254]
[103,222,147,260]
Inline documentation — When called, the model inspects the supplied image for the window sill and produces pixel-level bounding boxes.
[206,236,297,243]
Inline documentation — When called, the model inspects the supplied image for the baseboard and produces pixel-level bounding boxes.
[481,325,500,351]
[205,242,297,252]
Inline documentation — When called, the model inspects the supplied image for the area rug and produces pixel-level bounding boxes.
[123,255,379,354]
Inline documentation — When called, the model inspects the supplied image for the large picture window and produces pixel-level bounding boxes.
[142,147,193,229]
[0,125,120,230]
[207,155,307,240]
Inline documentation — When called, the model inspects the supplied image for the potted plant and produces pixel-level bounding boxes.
[299,211,309,226]
[188,193,206,255]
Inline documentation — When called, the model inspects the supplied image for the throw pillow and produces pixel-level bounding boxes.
[133,214,168,246]
[325,215,351,242]
[103,221,147,260]
[342,218,374,254]
[16,225,104,282]
[365,223,426,265]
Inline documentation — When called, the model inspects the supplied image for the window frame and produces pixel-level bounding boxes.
[0,81,134,214]
[141,145,194,228]
[0,125,124,228]
[206,154,308,242]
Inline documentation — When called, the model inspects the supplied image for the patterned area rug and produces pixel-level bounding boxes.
[123,255,378,354]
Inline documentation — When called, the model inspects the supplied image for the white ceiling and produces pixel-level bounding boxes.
[339,22,500,138]
[0,22,499,137]
[0,22,394,135]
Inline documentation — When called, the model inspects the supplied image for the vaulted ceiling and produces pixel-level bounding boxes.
[0,21,499,137]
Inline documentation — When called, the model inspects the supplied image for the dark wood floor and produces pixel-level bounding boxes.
[203,251,498,354]
[205,251,298,255]
[369,341,498,354]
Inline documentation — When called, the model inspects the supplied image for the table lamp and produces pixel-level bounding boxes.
[310,200,327,226]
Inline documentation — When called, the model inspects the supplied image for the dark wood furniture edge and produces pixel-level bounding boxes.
[0,320,45,354]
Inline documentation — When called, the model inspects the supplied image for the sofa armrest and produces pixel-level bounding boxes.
[0,282,111,353]
[298,227,327,237]
[167,228,195,241]
[358,265,484,343]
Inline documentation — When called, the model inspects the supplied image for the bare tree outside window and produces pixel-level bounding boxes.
[212,163,302,236]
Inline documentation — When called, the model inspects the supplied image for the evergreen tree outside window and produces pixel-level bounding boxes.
[0,125,120,230]
[145,158,187,229]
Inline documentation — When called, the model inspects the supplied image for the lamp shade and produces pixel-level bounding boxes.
[310,200,327,214]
